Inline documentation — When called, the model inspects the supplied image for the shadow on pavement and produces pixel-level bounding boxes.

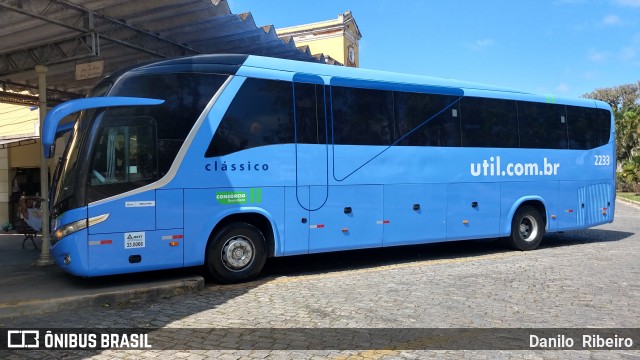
[259,227,634,280]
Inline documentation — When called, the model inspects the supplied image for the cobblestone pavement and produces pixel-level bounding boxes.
[3,201,639,359]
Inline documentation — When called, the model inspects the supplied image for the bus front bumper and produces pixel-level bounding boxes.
[51,229,91,276]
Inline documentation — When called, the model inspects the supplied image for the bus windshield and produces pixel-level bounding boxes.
[51,121,79,215]
[51,81,111,217]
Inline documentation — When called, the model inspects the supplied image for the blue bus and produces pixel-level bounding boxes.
[43,55,615,283]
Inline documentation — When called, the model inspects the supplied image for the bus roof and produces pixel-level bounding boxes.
[103,54,610,111]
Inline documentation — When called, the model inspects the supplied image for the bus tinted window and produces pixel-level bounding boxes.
[567,106,611,149]
[207,78,294,157]
[294,82,326,144]
[394,92,461,147]
[107,73,227,176]
[331,86,394,146]
[518,102,568,149]
[461,97,518,148]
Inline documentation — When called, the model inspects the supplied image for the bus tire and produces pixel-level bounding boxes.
[505,205,544,251]
[206,223,266,284]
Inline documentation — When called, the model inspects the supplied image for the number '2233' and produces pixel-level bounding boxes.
[594,155,611,166]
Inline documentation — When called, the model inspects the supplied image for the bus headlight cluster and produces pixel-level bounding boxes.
[52,214,109,242]
[53,219,88,242]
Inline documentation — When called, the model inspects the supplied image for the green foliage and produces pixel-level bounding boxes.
[617,155,640,193]
[583,81,639,111]
[615,109,640,163]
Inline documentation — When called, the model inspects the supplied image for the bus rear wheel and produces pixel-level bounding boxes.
[206,223,266,284]
[505,205,544,251]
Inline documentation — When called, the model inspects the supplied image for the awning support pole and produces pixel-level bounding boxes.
[35,64,53,266]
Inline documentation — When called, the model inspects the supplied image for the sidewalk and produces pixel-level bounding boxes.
[0,234,204,319]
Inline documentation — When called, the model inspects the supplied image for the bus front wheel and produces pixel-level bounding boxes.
[206,223,266,284]
[505,205,544,251]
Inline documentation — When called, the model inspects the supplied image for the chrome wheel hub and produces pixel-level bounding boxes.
[222,236,254,271]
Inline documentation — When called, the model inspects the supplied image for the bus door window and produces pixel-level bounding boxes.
[294,82,327,145]
[92,127,127,184]
[88,117,157,202]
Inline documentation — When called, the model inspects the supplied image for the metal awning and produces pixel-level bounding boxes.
[0,136,38,149]
[0,0,325,106]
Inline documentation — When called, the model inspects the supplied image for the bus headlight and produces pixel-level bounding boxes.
[53,219,88,242]
[52,214,109,242]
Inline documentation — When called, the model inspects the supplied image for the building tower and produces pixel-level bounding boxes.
[276,11,362,67]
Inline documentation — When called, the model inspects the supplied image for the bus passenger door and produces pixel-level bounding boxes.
[85,118,183,274]
[284,75,329,255]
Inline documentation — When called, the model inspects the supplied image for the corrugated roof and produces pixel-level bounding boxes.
[0,0,325,106]
[0,135,38,149]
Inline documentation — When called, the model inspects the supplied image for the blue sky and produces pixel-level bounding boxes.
[227,0,640,98]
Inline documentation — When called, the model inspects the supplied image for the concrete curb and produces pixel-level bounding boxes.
[617,196,640,208]
[0,276,205,319]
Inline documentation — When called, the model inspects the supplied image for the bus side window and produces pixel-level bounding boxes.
[206,78,294,157]
[518,102,568,149]
[460,97,518,148]
[331,86,394,146]
[567,106,611,149]
[394,92,461,147]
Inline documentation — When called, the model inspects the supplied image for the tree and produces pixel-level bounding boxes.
[615,109,640,163]
[583,81,639,111]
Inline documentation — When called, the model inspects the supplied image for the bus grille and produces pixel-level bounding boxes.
[577,183,612,227]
